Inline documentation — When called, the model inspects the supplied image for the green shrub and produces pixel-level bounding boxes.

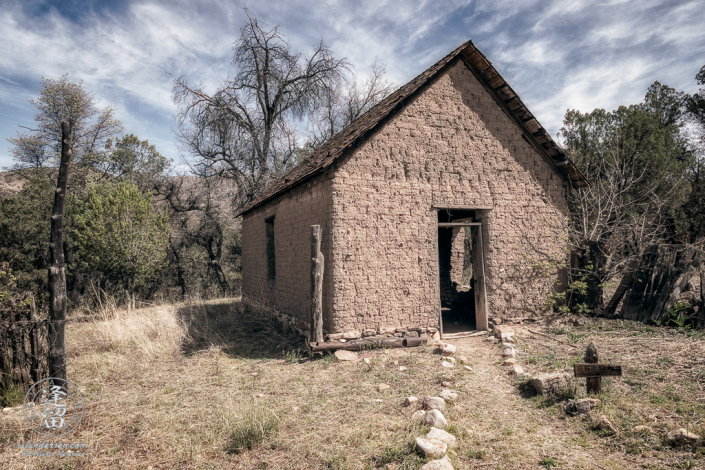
[0,381,26,408]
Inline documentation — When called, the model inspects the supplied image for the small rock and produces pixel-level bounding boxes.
[457,356,469,364]
[254,393,265,398]
[440,343,457,357]
[292,406,299,412]
[503,358,517,365]
[411,410,426,421]
[531,372,571,396]
[399,366,408,371]
[443,357,456,364]
[501,332,515,343]
[667,428,699,446]
[564,398,599,415]
[404,396,419,407]
[439,389,459,402]
[424,409,448,428]
[362,329,377,337]
[509,365,525,375]
[422,396,447,412]
[463,365,473,371]
[502,347,516,358]
[363,358,371,365]
[425,427,457,447]
[441,381,452,387]
[493,325,514,340]
[432,331,441,341]
[634,425,653,434]
[404,331,419,338]
[378,384,390,391]
[441,361,455,369]
[415,437,448,458]
[334,350,358,361]
[372,398,384,403]
[597,415,618,433]
[419,455,454,470]
[573,318,587,327]
[394,360,399,365]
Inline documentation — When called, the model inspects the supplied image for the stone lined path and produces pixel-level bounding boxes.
[435,333,635,469]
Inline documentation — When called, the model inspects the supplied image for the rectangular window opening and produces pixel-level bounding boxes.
[265,216,275,280]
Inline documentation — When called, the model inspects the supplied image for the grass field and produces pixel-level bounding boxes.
[1,299,705,469]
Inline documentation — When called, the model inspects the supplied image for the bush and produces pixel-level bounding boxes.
[225,403,280,454]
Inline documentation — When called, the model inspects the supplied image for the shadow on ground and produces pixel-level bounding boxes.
[177,299,307,360]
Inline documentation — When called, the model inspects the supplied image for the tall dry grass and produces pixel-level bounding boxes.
[69,292,188,357]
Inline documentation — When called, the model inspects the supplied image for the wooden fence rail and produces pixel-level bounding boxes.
[0,296,49,389]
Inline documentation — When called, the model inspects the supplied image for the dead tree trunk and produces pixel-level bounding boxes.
[47,121,71,380]
[310,225,324,343]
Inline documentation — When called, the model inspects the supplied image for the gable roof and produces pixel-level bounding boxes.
[236,40,588,217]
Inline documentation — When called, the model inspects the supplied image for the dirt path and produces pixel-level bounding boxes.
[445,335,635,469]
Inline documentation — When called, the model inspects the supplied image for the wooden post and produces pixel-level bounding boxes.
[30,296,42,383]
[310,225,324,343]
[11,310,30,385]
[585,341,600,394]
[47,121,71,380]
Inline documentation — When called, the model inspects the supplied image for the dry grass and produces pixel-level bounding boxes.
[514,315,705,468]
[2,302,705,469]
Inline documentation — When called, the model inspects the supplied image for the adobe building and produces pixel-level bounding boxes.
[236,40,588,340]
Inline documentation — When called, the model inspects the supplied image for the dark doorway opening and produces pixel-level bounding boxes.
[437,209,488,336]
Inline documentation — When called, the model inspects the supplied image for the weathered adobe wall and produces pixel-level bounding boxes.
[329,59,569,334]
[241,174,335,334]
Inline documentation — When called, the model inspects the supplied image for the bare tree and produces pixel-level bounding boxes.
[306,61,395,150]
[155,173,239,296]
[8,75,122,172]
[173,13,350,209]
[561,84,693,314]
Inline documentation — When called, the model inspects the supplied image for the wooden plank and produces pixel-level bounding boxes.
[432,204,493,210]
[473,224,489,331]
[584,341,601,393]
[310,225,324,343]
[603,257,640,317]
[574,363,622,378]
[438,222,482,227]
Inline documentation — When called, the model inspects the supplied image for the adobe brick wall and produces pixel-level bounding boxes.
[329,59,569,333]
[241,175,334,333]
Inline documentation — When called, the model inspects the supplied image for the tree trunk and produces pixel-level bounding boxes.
[575,242,606,316]
[47,121,71,380]
[206,235,229,294]
[171,243,187,298]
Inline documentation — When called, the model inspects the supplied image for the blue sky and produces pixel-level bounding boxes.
[1,0,704,169]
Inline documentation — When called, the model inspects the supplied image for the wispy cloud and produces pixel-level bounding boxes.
[1,0,704,168]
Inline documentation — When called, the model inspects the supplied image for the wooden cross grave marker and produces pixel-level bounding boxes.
[573,341,622,394]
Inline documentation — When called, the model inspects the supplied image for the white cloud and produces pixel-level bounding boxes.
[0,0,704,168]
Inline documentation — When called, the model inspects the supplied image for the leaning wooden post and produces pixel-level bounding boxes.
[29,296,42,383]
[310,225,324,343]
[47,121,71,381]
[585,341,600,394]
